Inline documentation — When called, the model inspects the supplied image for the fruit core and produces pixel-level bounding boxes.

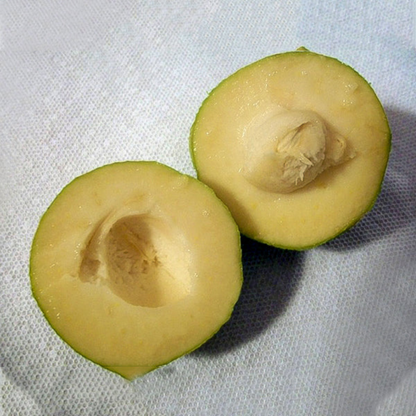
[79,213,192,308]
[242,106,355,193]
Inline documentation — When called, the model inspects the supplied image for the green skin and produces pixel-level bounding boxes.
[30,161,243,380]
[189,49,392,250]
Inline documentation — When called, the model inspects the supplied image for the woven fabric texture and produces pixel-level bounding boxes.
[1,1,416,415]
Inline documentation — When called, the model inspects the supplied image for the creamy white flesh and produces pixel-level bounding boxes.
[191,51,390,249]
[30,162,242,379]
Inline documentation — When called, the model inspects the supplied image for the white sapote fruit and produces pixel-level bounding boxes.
[190,48,391,249]
[30,162,243,380]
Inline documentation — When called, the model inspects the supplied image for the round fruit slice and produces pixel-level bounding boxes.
[190,49,391,249]
[30,162,242,379]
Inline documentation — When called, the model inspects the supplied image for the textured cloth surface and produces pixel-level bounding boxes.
[1,1,416,415]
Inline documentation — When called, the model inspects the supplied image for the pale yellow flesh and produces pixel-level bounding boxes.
[191,51,390,249]
[30,162,242,379]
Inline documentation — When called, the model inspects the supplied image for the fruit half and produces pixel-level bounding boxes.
[30,162,242,379]
[190,49,391,249]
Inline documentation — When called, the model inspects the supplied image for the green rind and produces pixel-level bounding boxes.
[30,161,243,380]
[189,49,392,250]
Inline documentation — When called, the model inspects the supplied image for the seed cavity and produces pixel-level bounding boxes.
[79,211,191,308]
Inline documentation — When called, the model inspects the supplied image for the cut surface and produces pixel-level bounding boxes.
[80,213,192,308]
[190,50,391,249]
[30,162,242,379]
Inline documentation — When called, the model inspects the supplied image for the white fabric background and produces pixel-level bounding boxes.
[1,1,416,415]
